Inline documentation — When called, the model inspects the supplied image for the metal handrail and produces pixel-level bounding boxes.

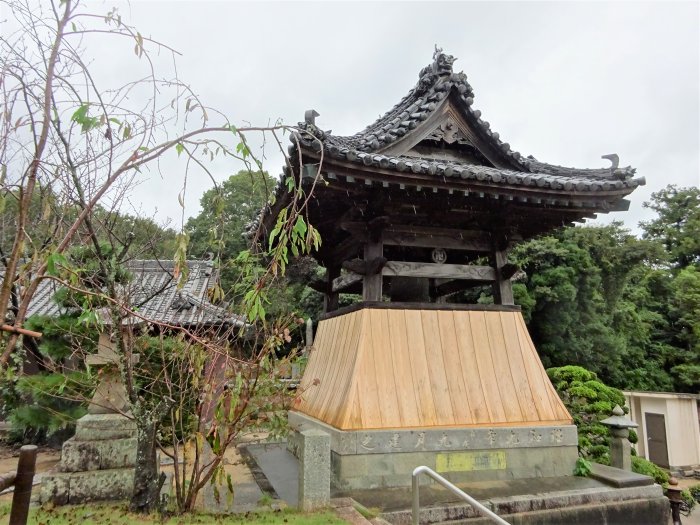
[412,466,510,525]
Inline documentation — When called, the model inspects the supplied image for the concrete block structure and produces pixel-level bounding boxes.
[625,390,700,471]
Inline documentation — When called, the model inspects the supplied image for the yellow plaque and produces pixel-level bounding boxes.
[435,451,506,472]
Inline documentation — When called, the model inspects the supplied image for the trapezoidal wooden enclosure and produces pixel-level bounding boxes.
[296,306,571,430]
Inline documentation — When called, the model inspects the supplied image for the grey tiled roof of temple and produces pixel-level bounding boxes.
[288,48,645,190]
[3,259,244,327]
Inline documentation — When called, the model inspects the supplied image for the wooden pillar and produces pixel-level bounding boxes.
[324,266,340,312]
[362,239,383,301]
[490,249,514,305]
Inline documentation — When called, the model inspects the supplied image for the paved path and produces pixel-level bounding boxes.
[244,442,299,507]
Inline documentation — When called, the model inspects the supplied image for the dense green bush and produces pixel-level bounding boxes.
[631,456,670,485]
[7,371,94,444]
[547,365,626,464]
[690,484,700,502]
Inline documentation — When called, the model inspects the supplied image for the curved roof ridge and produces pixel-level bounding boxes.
[293,48,638,181]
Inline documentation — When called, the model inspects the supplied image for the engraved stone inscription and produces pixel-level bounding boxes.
[436,451,507,473]
[415,431,426,450]
[550,428,563,444]
[360,434,376,451]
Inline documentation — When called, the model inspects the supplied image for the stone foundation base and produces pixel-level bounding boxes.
[382,484,669,525]
[41,468,135,505]
[40,413,138,504]
[288,411,579,490]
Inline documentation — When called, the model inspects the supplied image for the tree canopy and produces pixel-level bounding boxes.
[511,186,700,393]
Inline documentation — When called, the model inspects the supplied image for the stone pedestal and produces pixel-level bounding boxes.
[610,430,633,471]
[40,413,137,504]
[288,412,579,491]
[297,428,331,510]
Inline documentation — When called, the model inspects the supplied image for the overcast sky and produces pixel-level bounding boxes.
[101,0,699,234]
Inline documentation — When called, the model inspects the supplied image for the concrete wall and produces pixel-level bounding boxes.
[624,391,700,469]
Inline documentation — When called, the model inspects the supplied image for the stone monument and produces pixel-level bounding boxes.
[41,331,138,504]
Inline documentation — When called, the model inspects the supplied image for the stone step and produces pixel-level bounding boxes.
[40,467,135,505]
[59,436,137,472]
[588,463,654,488]
[381,484,667,525]
[429,497,669,525]
[74,413,136,441]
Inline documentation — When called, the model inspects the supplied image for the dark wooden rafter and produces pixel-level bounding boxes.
[311,159,634,209]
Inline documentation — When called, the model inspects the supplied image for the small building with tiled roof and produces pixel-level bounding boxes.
[6,259,244,328]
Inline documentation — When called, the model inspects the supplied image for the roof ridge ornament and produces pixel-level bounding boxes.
[432,45,456,76]
[416,46,457,95]
[305,109,320,126]
[601,153,619,171]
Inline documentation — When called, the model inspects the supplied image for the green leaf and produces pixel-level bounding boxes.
[71,104,100,133]
[293,215,307,237]
[46,252,68,276]
[285,176,295,192]
[175,143,184,157]
[71,104,89,124]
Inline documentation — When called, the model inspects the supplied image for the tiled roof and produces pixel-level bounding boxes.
[288,47,645,191]
[248,48,647,245]
[4,259,244,327]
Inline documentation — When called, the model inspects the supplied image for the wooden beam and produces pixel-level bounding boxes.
[0,324,42,338]
[382,261,495,281]
[324,266,341,311]
[307,278,328,294]
[362,239,384,301]
[341,222,493,252]
[490,249,514,305]
[332,272,362,293]
[341,257,388,276]
[331,273,360,293]
[432,279,489,298]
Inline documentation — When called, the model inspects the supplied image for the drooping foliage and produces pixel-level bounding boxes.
[185,171,324,325]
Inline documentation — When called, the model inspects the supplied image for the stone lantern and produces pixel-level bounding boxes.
[40,328,140,504]
[601,404,638,471]
[85,331,131,414]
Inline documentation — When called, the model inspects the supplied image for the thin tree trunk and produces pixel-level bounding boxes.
[129,417,163,513]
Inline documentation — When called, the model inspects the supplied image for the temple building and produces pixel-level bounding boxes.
[258,48,647,491]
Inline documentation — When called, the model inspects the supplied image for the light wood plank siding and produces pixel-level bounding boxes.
[295,308,571,430]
